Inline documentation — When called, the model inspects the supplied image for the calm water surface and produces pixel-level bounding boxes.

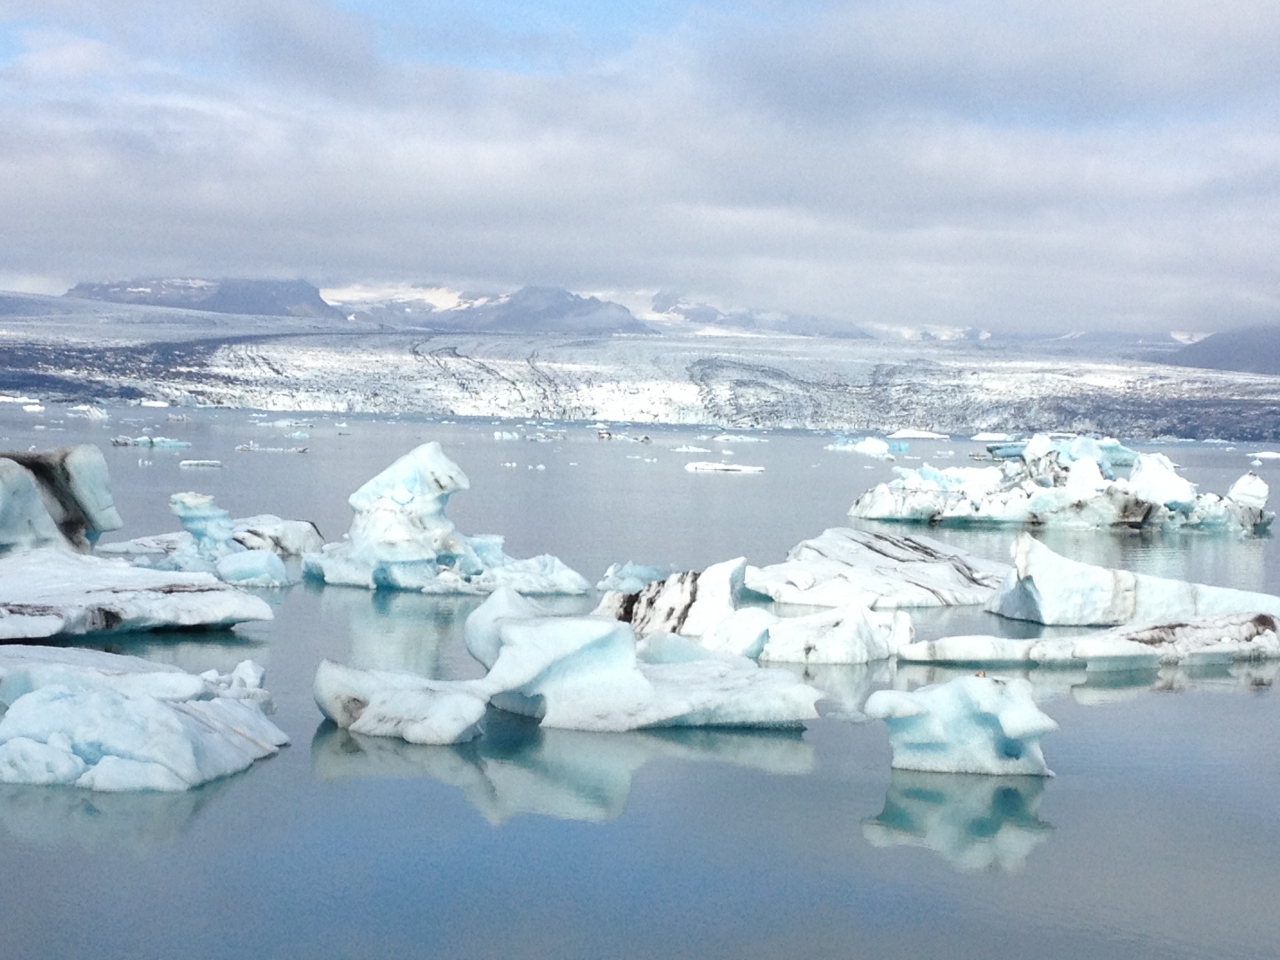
[1,406,1278,959]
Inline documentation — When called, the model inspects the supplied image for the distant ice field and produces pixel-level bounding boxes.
[1,403,1279,960]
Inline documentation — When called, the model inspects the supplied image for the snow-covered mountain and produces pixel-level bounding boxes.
[66,279,343,319]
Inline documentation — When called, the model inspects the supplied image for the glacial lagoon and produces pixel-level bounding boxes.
[2,405,1279,959]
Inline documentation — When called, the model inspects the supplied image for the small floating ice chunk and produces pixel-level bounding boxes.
[493,431,520,441]
[970,432,1012,442]
[313,660,486,745]
[672,445,710,453]
[178,459,223,469]
[759,605,912,665]
[888,429,949,440]
[865,675,1057,776]
[684,461,764,474]
[712,434,767,443]
[826,437,893,459]
[597,561,675,594]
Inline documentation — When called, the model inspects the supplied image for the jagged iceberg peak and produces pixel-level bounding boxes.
[850,434,1272,534]
[865,675,1058,776]
[989,532,1280,626]
[303,442,588,595]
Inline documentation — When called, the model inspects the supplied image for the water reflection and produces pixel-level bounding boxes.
[47,629,268,677]
[0,778,232,855]
[312,713,814,824]
[896,660,1278,705]
[862,770,1053,873]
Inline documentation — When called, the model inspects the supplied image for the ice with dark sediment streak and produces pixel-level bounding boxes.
[989,532,1280,626]
[314,588,822,744]
[1,444,123,551]
[744,528,1010,609]
[302,442,589,595]
[865,675,1058,776]
[0,646,287,792]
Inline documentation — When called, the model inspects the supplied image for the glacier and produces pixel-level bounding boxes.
[0,646,288,792]
[302,442,589,595]
[865,675,1058,776]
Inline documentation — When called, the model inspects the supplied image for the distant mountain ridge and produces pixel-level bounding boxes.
[66,278,343,319]
[1167,324,1280,375]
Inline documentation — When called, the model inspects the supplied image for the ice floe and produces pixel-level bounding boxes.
[111,436,191,449]
[684,461,764,473]
[0,548,274,639]
[302,442,589,595]
[888,428,949,440]
[0,646,287,791]
[989,532,1280,626]
[744,527,1010,609]
[865,675,1057,775]
[1,444,123,549]
[862,771,1052,873]
[825,437,893,459]
[901,612,1280,669]
[758,604,913,665]
[314,588,822,744]
[851,437,1269,532]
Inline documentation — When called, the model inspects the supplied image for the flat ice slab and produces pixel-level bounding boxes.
[745,528,1010,609]
[989,532,1280,626]
[0,647,288,791]
[865,675,1058,776]
[901,612,1280,668]
[0,547,273,639]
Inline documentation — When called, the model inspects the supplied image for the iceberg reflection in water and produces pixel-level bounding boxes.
[312,714,814,824]
[863,770,1053,873]
[0,777,234,855]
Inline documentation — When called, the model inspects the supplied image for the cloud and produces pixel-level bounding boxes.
[0,0,1278,331]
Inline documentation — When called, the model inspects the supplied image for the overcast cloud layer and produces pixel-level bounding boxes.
[2,0,1279,332]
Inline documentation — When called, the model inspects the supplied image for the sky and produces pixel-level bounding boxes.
[1,0,1278,332]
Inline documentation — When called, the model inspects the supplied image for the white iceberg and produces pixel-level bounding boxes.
[851,438,1270,533]
[758,604,912,665]
[888,429,949,440]
[302,442,589,595]
[0,647,288,791]
[314,588,822,743]
[865,675,1058,775]
[901,613,1280,669]
[684,461,764,474]
[0,547,273,640]
[111,436,191,449]
[745,527,1010,609]
[826,437,894,460]
[862,771,1052,873]
[989,533,1280,626]
[596,561,675,594]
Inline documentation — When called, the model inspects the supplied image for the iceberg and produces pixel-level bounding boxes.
[744,527,1010,609]
[758,605,912,665]
[111,436,191,449]
[825,437,893,460]
[302,442,589,595]
[684,461,764,473]
[596,561,675,594]
[851,437,1269,533]
[314,588,822,743]
[888,429,949,440]
[900,613,1280,669]
[1,445,123,550]
[865,675,1058,775]
[0,547,273,639]
[0,647,288,791]
[862,770,1052,873]
[989,533,1280,626]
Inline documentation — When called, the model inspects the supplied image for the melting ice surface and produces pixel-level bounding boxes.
[2,406,1280,960]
